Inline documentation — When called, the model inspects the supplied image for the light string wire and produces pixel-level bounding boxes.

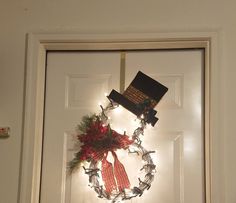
[82,101,157,203]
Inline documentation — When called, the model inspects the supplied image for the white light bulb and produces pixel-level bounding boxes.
[114,106,122,114]
[115,128,123,134]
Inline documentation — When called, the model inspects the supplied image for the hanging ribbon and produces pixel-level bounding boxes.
[101,152,117,193]
[101,151,131,193]
[112,151,131,191]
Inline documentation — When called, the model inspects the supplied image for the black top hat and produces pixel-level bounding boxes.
[107,71,168,126]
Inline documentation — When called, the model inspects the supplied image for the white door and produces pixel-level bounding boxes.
[41,49,204,203]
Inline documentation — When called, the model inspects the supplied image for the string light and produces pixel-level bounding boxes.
[81,102,157,203]
[113,106,123,114]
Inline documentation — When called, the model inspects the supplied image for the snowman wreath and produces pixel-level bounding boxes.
[68,71,168,203]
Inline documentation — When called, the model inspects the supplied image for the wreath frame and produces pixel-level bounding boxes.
[86,142,156,202]
[69,101,157,203]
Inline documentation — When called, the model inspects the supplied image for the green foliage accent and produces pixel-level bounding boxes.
[107,124,112,137]
[68,151,83,174]
[136,98,152,111]
[77,114,99,133]
[90,125,119,150]
[69,115,117,173]
[69,114,100,173]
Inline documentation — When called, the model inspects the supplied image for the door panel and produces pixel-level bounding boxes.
[125,50,204,203]
[41,52,120,203]
[41,50,204,203]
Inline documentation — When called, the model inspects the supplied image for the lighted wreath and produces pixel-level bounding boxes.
[68,71,168,203]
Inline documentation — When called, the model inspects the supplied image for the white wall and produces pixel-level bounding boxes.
[0,1,235,203]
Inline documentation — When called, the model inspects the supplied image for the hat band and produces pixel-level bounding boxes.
[123,85,157,109]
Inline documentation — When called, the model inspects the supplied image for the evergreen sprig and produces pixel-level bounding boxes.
[77,114,99,133]
[69,114,100,173]
[68,151,83,174]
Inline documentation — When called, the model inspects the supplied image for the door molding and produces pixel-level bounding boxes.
[19,32,220,203]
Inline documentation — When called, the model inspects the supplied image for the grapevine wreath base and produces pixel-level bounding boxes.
[87,142,156,202]
[69,71,168,203]
[69,102,157,203]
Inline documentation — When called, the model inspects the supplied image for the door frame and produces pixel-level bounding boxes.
[19,32,221,203]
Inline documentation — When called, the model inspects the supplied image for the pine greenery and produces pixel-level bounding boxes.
[77,114,98,133]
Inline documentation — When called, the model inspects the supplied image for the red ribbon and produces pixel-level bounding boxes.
[78,123,133,193]
[101,151,130,193]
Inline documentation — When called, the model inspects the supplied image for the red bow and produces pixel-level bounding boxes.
[78,121,133,193]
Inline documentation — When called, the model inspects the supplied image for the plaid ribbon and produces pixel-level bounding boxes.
[101,151,130,193]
